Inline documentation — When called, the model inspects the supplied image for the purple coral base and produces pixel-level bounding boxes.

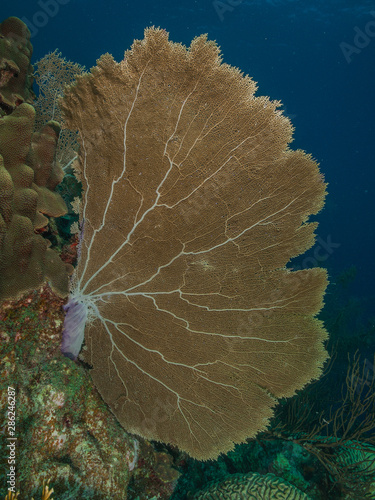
[61,299,88,360]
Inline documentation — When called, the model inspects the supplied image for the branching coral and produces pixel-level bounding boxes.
[262,351,375,497]
[33,49,84,171]
[4,479,54,499]
[60,27,328,459]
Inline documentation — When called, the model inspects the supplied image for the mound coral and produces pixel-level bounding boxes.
[60,28,328,459]
[0,17,71,301]
[191,472,311,499]
[0,17,34,114]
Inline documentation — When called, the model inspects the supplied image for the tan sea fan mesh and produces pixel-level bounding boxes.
[60,28,328,460]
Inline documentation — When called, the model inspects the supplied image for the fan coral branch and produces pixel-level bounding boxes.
[60,28,328,459]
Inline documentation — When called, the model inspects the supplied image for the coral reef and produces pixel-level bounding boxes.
[0,17,71,301]
[0,285,139,499]
[128,440,181,499]
[4,479,55,500]
[260,350,375,498]
[335,442,375,498]
[0,19,181,499]
[190,472,311,499]
[268,442,324,499]
[0,17,34,115]
[33,49,84,172]
[170,437,330,499]
[60,27,328,459]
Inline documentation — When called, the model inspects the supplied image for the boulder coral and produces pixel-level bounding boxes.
[191,472,311,499]
[0,16,34,115]
[0,17,71,300]
[61,28,329,459]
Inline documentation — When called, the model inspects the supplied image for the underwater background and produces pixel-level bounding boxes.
[1,0,374,498]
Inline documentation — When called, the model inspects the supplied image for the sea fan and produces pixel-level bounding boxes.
[60,28,328,459]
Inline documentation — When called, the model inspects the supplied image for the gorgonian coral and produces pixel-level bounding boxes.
[60,28,328,459]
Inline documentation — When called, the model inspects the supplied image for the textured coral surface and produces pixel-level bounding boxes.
[0,284,181,499]
[0,17,70,301]
[192,472,311,499]
[0,17,34,115]
[0,285,137,499]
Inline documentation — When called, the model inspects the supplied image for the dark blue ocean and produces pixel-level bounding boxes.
[5,0,374,318]
[2,0,374,495]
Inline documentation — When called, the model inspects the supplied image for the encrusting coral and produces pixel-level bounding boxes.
[0,17,71,300]
[60,28,329,460]
[128,440,181,499]
[0,284,141,499]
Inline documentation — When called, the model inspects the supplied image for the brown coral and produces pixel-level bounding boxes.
[0,17,34,115]
[0,17,71,301]
[32,479,54,500]
[0,104,70,299]
[61,28,328,459]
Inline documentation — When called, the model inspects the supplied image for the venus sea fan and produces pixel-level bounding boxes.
[60,28,328,460]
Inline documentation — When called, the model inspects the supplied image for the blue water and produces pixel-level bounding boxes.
[5,0,373,306]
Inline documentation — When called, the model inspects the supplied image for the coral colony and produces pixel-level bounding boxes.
[60,28,328,459]
[0,17,71,302]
